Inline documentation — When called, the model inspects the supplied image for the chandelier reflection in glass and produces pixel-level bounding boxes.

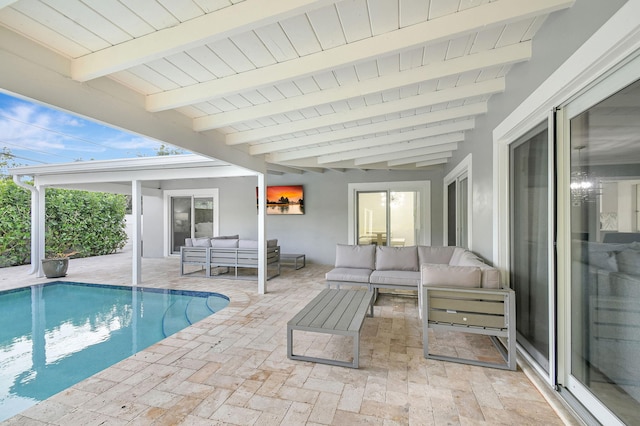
[570,145,601,205]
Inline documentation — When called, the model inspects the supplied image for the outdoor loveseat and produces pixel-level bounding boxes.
[180,236,280,280]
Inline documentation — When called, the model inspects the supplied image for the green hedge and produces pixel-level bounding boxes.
[0,180,128,267]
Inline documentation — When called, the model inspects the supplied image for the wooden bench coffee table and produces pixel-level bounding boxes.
[287,288,374,368]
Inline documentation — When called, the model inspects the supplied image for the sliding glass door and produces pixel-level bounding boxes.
[509,124,552,372]
[356,190,417,247]
[349,181,430,247]
[560,62,640,425]
[167,190,218,255]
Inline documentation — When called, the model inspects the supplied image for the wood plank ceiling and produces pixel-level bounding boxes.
[0,0,574,173]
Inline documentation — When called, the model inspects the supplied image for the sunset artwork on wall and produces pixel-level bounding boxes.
[260,185,304,215]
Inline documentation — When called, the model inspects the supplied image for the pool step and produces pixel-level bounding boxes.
[162,297,218,337]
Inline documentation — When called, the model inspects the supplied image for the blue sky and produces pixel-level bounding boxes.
[0,91,186,167]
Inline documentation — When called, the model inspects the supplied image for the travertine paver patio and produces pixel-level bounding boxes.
[0,250,577,425]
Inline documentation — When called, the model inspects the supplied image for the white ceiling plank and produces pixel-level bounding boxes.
[307,4,346,50]
[192,0,233,12]
[415,157,450,167]
[254,23,299,62]
[498,18,537,46]
[209,38,255,73]
[389,156,449,166]
[377,54,400,75]
[227,78,502,144]
[230,31,277,68]
[128,65,180,91]
[321,134,461,164]
[268,119,475,162]
[240,90,269,106]
[354,141,458,165]
[0,7,90,58]
[71,0,336,81]
[336,0,371,43]
[13,0,111,52]
[81,0,155,38]
[193,42,527,130]
[110,70,163,95]
[355,60,380,81]
[146,0,570,111]
[368,0,399,35]
[251,102,487,154]
[399,0,429,27]
[428,0,459,19]
[42,0,132,45]
[147,58,199,87]
[279,13,322,56]
[269,119,475,162]
[188,45,235,78]
[119,0,180,30]
[158,0,205,22]
[165,51,216,83]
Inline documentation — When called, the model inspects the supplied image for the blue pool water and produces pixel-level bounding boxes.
[0,282,229,421]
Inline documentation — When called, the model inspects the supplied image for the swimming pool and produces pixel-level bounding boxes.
[0,281,229,421]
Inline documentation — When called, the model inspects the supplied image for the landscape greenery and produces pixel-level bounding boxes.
[0,150,128,268]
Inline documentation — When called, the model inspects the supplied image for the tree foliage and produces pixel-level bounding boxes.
[0,179,32,266]
[0,180,128,267]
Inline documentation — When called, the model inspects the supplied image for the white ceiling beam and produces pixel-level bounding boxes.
[356,147,455,166]
[415,158,451,167]
[252,102,486,155]
[332,135,461,165]
[268,119,475,162]
[265,163,304,174]
[226,78,503,145]
[71,0,335,81]
[194,41,524,130]
[147,0,572,111]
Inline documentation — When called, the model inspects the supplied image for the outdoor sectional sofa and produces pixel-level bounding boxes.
[325,244,516,370]
[180,235,280,280]
[325,244,500,294]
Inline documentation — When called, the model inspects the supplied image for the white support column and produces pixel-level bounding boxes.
[132,180,142,285]
[37,185,46,278]
[257,174,267,294]
[13,175,39,275]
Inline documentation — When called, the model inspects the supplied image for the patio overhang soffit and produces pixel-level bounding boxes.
[0,0,575,174]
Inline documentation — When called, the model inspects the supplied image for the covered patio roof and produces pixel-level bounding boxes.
[11,154,260,192]
[10,154,272,293]
[0,0,575,173]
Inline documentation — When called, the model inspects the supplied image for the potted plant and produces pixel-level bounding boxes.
[42,250,78,278]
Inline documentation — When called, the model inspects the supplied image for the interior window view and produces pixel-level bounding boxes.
[357,191,417,247]
[569,78,640,425]
[2,1,640,425]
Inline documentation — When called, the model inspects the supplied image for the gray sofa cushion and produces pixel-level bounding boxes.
[617,248,640,275]
[335,244,376,269]
[213,234,239,239]
[369,270,420,287]
[211,238,239,248]
[238,239,258,248]
[453,250,501,288]
[418,246,456,265]
[192,237,211,247]
[326,267,372,284]
[375,246,418,271]
[421,264,481,288]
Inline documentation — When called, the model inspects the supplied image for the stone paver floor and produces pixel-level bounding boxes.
[0,251,576,425]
